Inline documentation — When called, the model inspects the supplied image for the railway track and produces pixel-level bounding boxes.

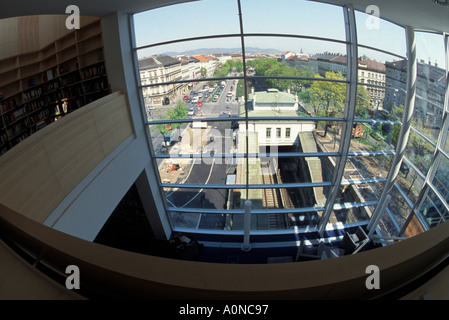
[261,164,287,230]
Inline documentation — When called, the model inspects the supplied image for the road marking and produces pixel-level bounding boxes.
[181,158,216,208]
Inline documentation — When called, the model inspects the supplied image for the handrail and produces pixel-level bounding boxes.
[1,202,449,299]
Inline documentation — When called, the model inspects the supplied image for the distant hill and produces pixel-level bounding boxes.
[163,47,284,56]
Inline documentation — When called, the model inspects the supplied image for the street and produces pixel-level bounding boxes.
[166,120,235,230]
[149,80,239,230]
[148,78,239,155]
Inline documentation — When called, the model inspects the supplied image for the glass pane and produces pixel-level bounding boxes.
[413,32,446,143]
[241,0,346,41]
[405,128,436,176]
[419,189,449,228]
[396,160,423,206]
[432,154,449,204]
[137,37,243,82]
[340,181,384,203]
[444,125,449,154]
[133,0,240,47]
[150,120,238,183]
[350,121,399,153]
[143,79,241,122]
[169,211,229,230]
[240,156,334,208]
[245,40,346,77]
[228,213,292,231]
[242,120,341,155]
[330,205,372,226]
[356,47,408,121]
[355,10,406,57]
[343,154,393,181]
[386,185,413,234]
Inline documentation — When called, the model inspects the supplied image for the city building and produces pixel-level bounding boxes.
[358,59,386,108]
[0,0,449,301]
[192,55,218,78]
[139,55,182,106]
[178,55,201,81]
[235,88,326,228]
[307,52,347,76]
[384,59,446,132]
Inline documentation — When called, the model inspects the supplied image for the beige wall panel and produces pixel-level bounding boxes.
[93,97,133,154]
[0,92,133,223]
[0,15,100,60]
[17,16,40,54]
[0,18,19,60]
[44,114,105,195]
[0,142,65,221]
[38,15,71,49]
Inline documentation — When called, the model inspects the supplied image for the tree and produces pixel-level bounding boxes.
[356,85,371,118]
[155,100,188,135]
[200,67,207,78]
[248,58,316,92]
[307,71,346,137]
[308,71,346,117]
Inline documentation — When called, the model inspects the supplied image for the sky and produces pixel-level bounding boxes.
[133,0,446,67]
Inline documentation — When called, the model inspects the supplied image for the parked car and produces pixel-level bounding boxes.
[188,107,195,116]
[183,95,189,100]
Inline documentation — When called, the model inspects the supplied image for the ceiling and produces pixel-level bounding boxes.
[0,0,448,33]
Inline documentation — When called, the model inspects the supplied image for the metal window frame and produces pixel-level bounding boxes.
[316,4,358,235]
[367,26,418,234]
[400,32,449,234]
[129,0,438,238]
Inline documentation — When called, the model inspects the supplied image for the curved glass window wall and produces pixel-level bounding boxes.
[131,0,448,242]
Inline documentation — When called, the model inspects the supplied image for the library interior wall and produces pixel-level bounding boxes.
[0,15,99,61]
[45,12,172,241]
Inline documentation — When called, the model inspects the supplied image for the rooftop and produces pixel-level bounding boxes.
[240,89,311,118]
[138,54,180,70]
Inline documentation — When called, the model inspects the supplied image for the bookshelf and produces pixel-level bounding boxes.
[0,20,111,155]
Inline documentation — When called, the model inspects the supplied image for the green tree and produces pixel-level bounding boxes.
[155,100,188,134]
[308,71,346,117]
[356,85,371,118]
[307,71,346,137]
[200,67,207,78]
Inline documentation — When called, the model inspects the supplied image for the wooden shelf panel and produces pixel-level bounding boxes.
[0,69,20,87]
[76,20,102,42]
[55,33,76,52]
[0,57,19,74]
[0,81,22,102]
[0,21,110,156]
[19,52,40,68]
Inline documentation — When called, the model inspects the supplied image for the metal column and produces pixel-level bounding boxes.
[317,5,358,236]
[399,32,449,234]
[367,26,417,234]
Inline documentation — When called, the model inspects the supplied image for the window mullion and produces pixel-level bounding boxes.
[317,5,358,235]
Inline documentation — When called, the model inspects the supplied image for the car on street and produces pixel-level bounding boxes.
[183,95,189,100]
[213,95,219,102]
[196,100,203,107]
[188,107,195,116]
